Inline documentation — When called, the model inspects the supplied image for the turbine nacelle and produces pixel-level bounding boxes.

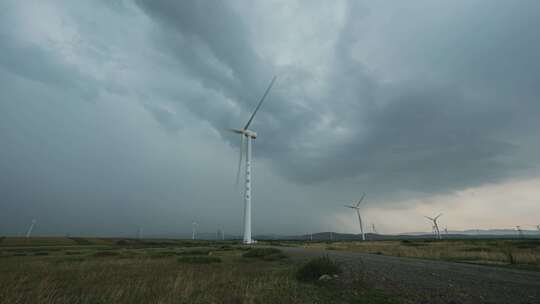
[228,128,257,139]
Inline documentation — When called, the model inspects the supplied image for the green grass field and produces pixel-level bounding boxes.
[0,237,398,304]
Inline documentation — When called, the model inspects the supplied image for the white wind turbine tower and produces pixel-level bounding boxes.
[26,219,36,238]
[424,214,442,240]
[192,222,198,240]
[137,227,142,240]
[227,76,277,244]
[344,193,367,241]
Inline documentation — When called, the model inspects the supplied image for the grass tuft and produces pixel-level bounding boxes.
[177,248,212,255]
[177,256,222,264]
[92,251,120,258]
[242,248,282,258]
[295,255,342,282]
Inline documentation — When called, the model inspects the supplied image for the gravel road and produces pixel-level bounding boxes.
[279,246,540,304]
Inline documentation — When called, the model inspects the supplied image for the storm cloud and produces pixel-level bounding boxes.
[1,0,540,236]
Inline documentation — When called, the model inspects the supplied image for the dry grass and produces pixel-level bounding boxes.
[304,239,540,269]
[1,258,265,303]
[0,237,399,304]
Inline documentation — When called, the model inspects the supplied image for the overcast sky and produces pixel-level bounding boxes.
[1,0,540,237]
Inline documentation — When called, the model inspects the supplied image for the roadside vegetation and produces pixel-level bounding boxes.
[299,239,540,270]
[0,237,398,304]
[295,255,342,282]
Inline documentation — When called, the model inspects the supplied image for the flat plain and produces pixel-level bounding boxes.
[0,237,397,304]
[2,237,540,304]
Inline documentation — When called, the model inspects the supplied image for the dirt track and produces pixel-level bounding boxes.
[280,246,540,304]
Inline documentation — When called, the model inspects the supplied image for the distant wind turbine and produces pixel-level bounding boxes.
[344,193,367,240]
[424,214,442,240]
[25,219,36,238]
[536,225,540,232]
[516,225,523,238]
[192,222,198,240]
[227,76,277,244]
[371,223,377,234]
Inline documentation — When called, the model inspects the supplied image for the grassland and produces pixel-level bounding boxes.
[298,239,540,270]
[0,237,398,304]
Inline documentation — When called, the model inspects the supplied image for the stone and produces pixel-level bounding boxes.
[318,274,333,281]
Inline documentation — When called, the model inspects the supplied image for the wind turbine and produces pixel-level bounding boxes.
[424,214,442,240]
[227,76,277,244]
[371,223,377,234]
[25,219,36,238]
[344,193,367,241]
[536,225,540,232]
[192,222,198,240]
[516,226,523,238]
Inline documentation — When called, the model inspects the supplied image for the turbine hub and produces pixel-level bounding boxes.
[243,129,257,138]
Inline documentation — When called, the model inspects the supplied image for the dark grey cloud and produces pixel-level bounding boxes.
[1,0,540,236]
[134,0,540,194]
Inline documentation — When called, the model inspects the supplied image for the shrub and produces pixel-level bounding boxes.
[504,248,516,264]
[262,252,287,261]
[326,246,341,250]
[515,241,540,249]
[177,256,221,264]
[57,256,86,263]
[460,247,492,252]
[92,251,120,258]
[401,240,426,247]
[64,251,83,255]
[295,255,342,282]
[149,251,177,259]
[69,238,92,245]
[177,248,211,255]
[242,248,282,258]
[33,252,49,256]
[218,245,233,251]
[116,240,129,246]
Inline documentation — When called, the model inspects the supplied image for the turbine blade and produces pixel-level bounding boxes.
[344,205,356,209]
[235,135,245,186]
[225,128,244,134]
[244,76,276,129]
[356,192,366,207]
[424,216,434,221]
